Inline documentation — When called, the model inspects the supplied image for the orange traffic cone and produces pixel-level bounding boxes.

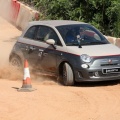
[18,59,36,92]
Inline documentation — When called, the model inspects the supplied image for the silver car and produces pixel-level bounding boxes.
[9,20,120,86]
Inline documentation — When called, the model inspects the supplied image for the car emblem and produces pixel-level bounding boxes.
[108,59,112,64]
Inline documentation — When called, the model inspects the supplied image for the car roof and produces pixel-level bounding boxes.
[29,20,87,27]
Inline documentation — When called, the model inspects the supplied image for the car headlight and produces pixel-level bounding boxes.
[80,54,92,63]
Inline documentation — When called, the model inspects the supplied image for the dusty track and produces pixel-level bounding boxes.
[0,17,120,120]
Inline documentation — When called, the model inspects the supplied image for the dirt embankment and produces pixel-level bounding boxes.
[1,16,120,120]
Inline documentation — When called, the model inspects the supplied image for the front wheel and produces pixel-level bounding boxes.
[62,63,74,86]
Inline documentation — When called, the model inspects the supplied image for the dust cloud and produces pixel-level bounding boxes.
[0,0,12,22]
[0,7,58,85]
[0,1,21,80]
[30,71,58,85]
[0,66,22,80]
[0,65,58,85]
[0,66,58,85]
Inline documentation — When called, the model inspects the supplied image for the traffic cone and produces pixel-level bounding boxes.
[18,59,36,92]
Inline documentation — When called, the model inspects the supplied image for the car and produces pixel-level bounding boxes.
[9,20,120,86]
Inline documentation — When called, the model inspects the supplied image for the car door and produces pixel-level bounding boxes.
[33,25,63,73]
[19,24,63,73]
[18,25,39,67]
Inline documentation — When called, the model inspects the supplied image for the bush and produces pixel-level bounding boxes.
[19,0,120,37]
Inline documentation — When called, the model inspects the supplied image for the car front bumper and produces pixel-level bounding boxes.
[74,67,120,82]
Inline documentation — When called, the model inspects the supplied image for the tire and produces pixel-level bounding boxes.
[10,55,22,69]
[62,63,74,86]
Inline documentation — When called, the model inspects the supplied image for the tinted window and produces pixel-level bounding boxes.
[56,24,109,46]
[24,26,38,39]
[35,26,49,41]
[36,26,62,46]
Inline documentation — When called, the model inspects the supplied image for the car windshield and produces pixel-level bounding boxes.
[56,24,109,46]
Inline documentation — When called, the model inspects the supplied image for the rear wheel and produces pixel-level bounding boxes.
[10,55,23,69]
[62,63,74,86]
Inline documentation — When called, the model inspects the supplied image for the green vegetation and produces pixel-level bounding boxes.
[20,0,120,37]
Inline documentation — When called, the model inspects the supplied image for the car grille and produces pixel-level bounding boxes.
[91,57,120,67]
[89,71,120,77]
[98,71,120,77]
[89,56,120,78]
[101,63,119,66]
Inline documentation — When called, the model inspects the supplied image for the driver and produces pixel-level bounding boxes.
[65,30,76,44]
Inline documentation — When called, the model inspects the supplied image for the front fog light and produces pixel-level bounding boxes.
[94,72,99,77]
[81,64,89,68]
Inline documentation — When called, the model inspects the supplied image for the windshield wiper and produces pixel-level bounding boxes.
[79,41,107,46]
[66,42,79,46]
[88,41,107,45]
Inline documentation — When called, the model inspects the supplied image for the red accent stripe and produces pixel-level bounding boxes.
[92,54,120,58]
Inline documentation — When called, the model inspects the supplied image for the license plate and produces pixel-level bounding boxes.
[102,68,120,74]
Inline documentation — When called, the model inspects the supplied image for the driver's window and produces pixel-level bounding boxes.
[36,26,62,46]
[36,26,49,42]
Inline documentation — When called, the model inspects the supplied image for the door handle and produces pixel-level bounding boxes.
[43,52,48,57]
[21,46,28,50]
[38,49,43,57]
[39,49,43,52]
[29,46,36,51]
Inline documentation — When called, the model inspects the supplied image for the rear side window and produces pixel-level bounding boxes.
[24,26,38,39]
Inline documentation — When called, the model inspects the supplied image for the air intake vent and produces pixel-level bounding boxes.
[101,63,118,66]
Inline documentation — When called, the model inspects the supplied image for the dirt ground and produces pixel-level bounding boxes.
[0,16,120,120]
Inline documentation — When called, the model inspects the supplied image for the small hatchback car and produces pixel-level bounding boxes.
[9,20,120,85]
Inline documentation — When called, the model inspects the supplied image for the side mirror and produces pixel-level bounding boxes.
[46,39,55,45]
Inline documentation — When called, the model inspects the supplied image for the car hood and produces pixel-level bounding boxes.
[66,44,120,57]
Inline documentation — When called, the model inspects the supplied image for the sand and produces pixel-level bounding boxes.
[0,16,120,120]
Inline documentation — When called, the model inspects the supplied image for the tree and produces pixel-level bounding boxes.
[19,0,120,37]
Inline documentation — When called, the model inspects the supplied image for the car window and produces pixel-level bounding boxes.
[24,26,38,39]
[36,26,49,41]
[56,24,109,46]
[77,27,101,44]
[36,26,62,46]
